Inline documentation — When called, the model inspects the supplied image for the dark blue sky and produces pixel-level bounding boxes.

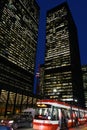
[34,0,87,93]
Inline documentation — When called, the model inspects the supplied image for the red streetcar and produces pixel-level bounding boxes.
[33,99,87,130]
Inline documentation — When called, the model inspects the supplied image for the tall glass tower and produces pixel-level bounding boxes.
[0,0,39,116]
[44,2,85,107]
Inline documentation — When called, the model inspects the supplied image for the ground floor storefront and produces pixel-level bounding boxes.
[0,89,39,117]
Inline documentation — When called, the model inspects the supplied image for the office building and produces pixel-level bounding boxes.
[44,2,85,107]
[82,65,87,108]
[0,0,39,116]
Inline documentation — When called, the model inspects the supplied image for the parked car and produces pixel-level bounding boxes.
[0,118,14,128]
[12,109,35,129]
[0,125,13,130]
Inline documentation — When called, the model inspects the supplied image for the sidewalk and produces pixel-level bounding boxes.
[69,124,87,130]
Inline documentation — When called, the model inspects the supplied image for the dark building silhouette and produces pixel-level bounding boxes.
[0,0,39,116]
[82,65,87,108]
[43,2,85,107]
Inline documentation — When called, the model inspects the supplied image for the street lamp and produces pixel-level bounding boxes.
[53,89,62,100]
[53,88,57,93]
[53,89,57,99]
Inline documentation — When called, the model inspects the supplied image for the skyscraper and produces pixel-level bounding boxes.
[0,0,39,116]
[44,2,85,107]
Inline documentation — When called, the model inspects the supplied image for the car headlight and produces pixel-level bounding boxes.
[9,120,14,124]
[1,120,4,123]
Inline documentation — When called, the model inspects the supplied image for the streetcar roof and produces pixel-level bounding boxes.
[37,99,87,112]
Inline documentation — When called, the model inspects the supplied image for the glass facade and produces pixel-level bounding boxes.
[0,0,39,116]
[0,0,39,72]
[0,89,37,116]
[44,71,73,99]
[44,2,85,107]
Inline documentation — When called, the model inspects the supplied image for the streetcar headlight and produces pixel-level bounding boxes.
[48,116,51,119]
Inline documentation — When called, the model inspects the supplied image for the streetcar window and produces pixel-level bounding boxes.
[61,108,71,119]
[35,104,52,120]
[52,106,59,120]
[79,111,85,118]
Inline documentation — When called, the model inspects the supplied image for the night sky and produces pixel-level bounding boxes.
[34,0,87,93]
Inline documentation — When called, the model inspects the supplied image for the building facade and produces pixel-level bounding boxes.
[0,0,39,116]
[82,65,87,108]
[44,2,85,107]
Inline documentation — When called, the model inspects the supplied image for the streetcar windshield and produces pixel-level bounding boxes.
[35,104,52,120]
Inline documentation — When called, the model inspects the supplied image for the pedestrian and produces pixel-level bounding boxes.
[75,116,78,127]
[59,115,68,130]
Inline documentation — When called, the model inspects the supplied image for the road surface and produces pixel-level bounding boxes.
[17,124,87,130]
